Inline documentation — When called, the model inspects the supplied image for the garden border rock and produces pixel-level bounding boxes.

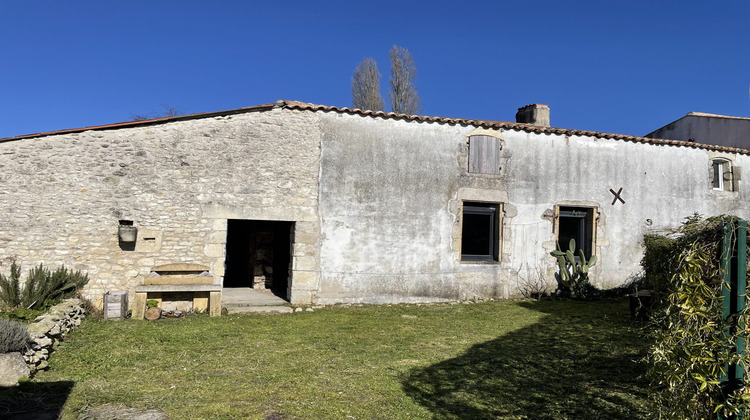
[23,298,86,374]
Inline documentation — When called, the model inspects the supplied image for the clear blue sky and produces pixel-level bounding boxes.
[1,1,748,138]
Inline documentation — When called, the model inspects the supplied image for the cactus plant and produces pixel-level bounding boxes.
[551,238,597,298]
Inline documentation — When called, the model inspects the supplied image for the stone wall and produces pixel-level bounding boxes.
[24,299,85,373]
[0,106,322,306]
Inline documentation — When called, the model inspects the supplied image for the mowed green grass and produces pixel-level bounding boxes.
[20,299,648,419]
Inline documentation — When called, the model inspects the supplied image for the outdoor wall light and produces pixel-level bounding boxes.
[118,220,138,243]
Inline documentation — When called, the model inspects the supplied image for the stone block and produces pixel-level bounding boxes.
[193,292,209,312]
[27,319,56,335]
[294,222,320,233]
[203,243,225,258]
[289,289,314,305]
[294,232,319,245]
[293,256,319,272]
[152,263,209,273]
[0,352,30,386]
[209,291,222,317]
[291,271,319,290]
[132,292,147,320]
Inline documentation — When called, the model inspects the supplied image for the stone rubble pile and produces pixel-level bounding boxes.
[23,298,86,373]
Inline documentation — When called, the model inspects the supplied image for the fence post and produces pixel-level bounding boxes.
[719,220,746,420]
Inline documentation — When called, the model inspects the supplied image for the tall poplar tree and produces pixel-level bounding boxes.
[388,45,421,115]
[351,58,385,111]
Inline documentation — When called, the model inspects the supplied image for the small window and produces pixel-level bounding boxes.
[557,206,596,259]
[461,202,501,262]
[712,159,736,192]
[468,135,500,174]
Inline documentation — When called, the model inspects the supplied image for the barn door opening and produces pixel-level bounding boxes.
[224,219,293,300]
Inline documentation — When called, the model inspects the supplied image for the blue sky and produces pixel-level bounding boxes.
[1,1,748,138]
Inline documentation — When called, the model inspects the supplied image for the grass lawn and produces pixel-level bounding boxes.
[5,298,649,419]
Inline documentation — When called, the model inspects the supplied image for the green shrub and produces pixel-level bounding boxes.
[0,261,22,309]
[0,262,89,310]
[644,215,750,418]
[0,318,30,353]
[0,307,45,323]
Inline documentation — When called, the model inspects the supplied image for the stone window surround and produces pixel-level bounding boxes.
[461,129,506,178]
[554,203,599,258]
[460,201,502,263]
[452,188,515,265]
[707,151,740,193]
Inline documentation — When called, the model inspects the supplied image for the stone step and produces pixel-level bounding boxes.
[224,305,293,314]
[222,300,282,307]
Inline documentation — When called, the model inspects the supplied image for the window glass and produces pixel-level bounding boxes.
[557,207,595,259]
[461,202,500,262]
[713,160,724,190]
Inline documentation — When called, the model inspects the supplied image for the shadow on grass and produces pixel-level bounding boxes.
[0,380,74,419]
[402,300,648,420]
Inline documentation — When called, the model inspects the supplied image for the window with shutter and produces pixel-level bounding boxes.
[711,159,737,192]
[468,135,500,174]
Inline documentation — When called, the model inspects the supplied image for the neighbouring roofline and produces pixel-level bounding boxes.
[645,111,750,139]
[3,99,750,156]
[686,111,750,121]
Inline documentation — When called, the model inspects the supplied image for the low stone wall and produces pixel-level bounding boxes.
[24,298,86,373]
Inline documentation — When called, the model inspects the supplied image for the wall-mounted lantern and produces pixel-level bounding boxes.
[118,220,138,243]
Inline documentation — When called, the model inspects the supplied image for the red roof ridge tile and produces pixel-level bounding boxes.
[2,99,749,156]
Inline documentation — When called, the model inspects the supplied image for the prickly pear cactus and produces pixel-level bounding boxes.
[551,239,596,298]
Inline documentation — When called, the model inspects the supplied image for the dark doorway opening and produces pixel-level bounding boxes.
[224,219,294,300]
[557,207,595,259]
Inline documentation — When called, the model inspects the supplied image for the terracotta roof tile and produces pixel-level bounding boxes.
[3,99,750,156]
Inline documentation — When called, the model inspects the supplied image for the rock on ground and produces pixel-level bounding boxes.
[0,352,30,386]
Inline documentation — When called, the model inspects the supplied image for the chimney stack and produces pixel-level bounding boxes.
[515,104,550,127]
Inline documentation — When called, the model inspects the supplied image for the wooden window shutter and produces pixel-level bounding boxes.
[468,135,500,174]
[722,162,733,191]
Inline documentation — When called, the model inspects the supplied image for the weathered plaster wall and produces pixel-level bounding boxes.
[501,130,750,289]
[318,114,464,303]
[317,112,750,303]
[0,107,321,306]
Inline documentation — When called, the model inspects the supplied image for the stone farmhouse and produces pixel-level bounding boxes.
[1,100,749,311]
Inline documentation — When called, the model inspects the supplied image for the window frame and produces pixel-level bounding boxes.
[555,206,597,260]
[713,159,725,190]
[460,201,502,263]
[711,158,734,191]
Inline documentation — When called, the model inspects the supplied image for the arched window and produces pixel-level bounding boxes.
[711,158,736,192]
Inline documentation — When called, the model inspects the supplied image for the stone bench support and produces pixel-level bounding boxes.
[133,284,222,319]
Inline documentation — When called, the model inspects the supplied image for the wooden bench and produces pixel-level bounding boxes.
[132,263,222,319]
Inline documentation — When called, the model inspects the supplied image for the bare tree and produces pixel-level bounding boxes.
[130,104,184,121]
[351,58,385,111]
[388,45,421,115]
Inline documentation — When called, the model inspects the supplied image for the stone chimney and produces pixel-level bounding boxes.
[515,104,550,127]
